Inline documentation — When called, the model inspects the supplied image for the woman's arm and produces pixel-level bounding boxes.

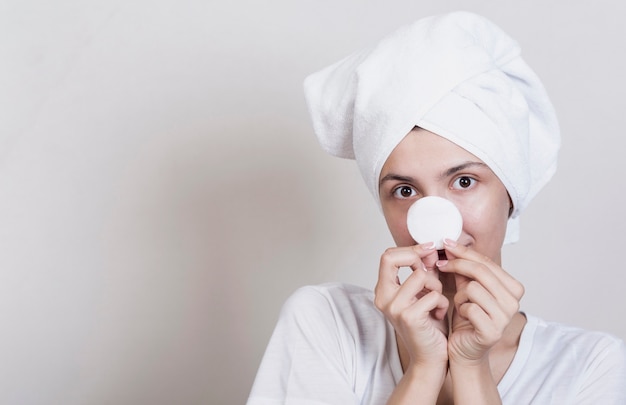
[438,239,525,405]
[374,243,449,404]
[449,359,501,405]
[386,362,447,405]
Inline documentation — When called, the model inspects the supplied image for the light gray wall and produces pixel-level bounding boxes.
[2,1,625,404]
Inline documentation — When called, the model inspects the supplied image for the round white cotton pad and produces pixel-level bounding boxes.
[407,196,463,249]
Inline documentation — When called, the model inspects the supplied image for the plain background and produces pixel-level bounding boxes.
[1,1,625,404]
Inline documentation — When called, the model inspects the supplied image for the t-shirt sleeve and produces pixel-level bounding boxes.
[574,335,626,404]
[247,286,360,405]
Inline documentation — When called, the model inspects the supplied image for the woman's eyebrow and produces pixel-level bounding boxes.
[379,173,416,186]
[379,162,487,186]
[441,161,487,178]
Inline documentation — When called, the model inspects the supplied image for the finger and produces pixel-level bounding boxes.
[382,284,448,327]
[442,240,523,299]
[456,301,507,348]
[445,259,520,322]
[444,259,521,311]
[454,279,513,325]
[430,292,450,321]
[419,243,440,271]
[378,244,437,281]
[440,240,524,300]
[394,290,449,326]
[414,290,450,322]
[375,244,436,306]
[395,267,444,305]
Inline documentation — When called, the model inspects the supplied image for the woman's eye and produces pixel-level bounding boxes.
[452,176,475,189]
[393,186,417,199]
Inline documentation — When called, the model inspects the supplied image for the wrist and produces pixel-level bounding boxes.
[450,357,490,368]
[449,357,496,390]
[405,360,448,386]
[449,355,491,375]
[448,358,501,405]
[386,362,447,405]
[448,347,491,370]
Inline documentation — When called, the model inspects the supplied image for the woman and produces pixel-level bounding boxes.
[247,11,626,404]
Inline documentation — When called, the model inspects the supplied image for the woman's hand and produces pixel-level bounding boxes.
[374,243,450,368]
[437,239,525,366]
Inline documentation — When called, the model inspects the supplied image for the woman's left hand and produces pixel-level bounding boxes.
[436,239,525,366]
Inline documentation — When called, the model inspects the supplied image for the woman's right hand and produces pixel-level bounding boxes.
[374,243,450,368]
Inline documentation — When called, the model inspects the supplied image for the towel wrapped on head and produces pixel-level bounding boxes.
[303,11,560,243]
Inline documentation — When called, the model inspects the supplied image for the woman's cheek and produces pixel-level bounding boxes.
[456,200,490,240]
[389,211,415,247]
[459,208,481,229]
[460,198,509,259]
[396,223,416,247]
[457,193,500,226]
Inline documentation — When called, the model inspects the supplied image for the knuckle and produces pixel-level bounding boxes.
[477,262,491,276]
[489,328,503,343]
[466,280,481,295]
[382,247,396,256]
[481,254,494,265]
[397,308,413,324]
[431,277,443,292]
[380,248,406,267]
[379,249,394,266]
[373,287,390,312]
[373,294,384,311]
[409,267,426,281]
[460,302,478,320]
[466,303,481,317]
[510,299,521,315]
[479,323,502,345]
[374,293,392,314]
[514,281,526,299]
[386,301,402,318]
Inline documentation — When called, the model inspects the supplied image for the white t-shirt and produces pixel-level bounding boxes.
[247,283,626,405]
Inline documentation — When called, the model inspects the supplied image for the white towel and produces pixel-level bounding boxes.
[303,11,560,243]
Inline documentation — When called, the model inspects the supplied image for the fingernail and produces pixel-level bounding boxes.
[436,260,448,268]
[422,266,428,273]
[420,242,436,250]
[443,238,457,247]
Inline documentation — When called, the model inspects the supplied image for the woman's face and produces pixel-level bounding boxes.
[379,128,511,265]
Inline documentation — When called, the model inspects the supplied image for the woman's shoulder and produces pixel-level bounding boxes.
[500,315,626,400]
[525,314,625,348]
[505,314,626,401]
[288,282,374,303]
[282,283,376,316]
[522,314,626,368]
[249,284,399,403]
[279,282,386,335]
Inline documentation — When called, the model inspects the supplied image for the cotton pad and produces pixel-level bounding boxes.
[406,196,463,249]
